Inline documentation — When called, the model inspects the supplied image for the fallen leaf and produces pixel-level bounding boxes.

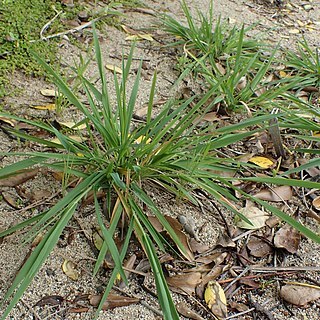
[105,64,122,74]
[50,135,85,144]
[116,254,136,288]
[280,284,320,306]
[274,224,300,253]
[247,235,273,257]
[254,186,292,202]
[248,156,274,169]
[35,295,64,307]
[176,302,205,320]
[312,196,320,210]
[148,215,194,261]
[0,168,40,187]
[31,104,56,111]
[58,121,86,130]
[236,206,269,230]
[40,89,61,97]
[89,294,139,310]
[204,281,227,319]
[167,272,202,295]
[62,259,79,280]
[92,228,104,251]
[236,76,247,90]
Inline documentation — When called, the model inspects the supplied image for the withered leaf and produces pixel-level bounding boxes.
[62,259,79,280]
[176,302,205,320]
[247,236,273,258]
[35,295,64,307]
[148,215,194,261]
[89,294,139,310]
[166,272,202,295]
[274,224,300,253]
[204,281,227,319]
[248,156,274,169]
[280,284,320,306]
[237,206,269,230]
[254,186,292,202]
[0,168,40,187]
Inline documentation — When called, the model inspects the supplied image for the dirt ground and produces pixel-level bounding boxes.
[1,0,320,319]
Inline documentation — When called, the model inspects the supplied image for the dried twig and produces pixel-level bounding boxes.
[40,11,62,40]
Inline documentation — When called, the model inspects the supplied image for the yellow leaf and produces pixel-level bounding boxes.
[248,156,274,169]
[62,259,79,280]
[51,135,84,145]
[93,229,104,251]
[105,64,122,74]
[31,104,56,111]
[204,281,227,319]
[40,89,62,97]
[125,35,140,41]
[58,121,86,130]
[134,135,151,144]
[138,33,153,41]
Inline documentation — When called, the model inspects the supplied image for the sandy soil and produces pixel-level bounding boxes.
[1,0,320,319]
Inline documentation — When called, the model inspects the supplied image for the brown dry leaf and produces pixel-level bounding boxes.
[148,215,194,261]
[176,302,205,320]
[280,284,320,306]
[237,206,269,230]
[35,295,64,307]
[116,254,136,288]
[247,236,273,258]
[229,301,249,312]
[254,186,292,202]
[215,62,226,75]
[312,196,320,210]
[189,238,210,254]
[0,168,40,187]
[121,25,153,41]
[216,231,236,248]
[89,294,139,310]
[204,281,227,320]
[195,252,228,266]
[167,272,202,295]
[105,64,122,74]
[62,259,79,280]
[274,224,300,253]
[248,156,274,169]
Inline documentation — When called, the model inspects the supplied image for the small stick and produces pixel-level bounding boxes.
[40,11,63,40]
[269,108,286,158]
[233,266,320,272]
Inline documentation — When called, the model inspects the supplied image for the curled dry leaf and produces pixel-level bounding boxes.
[176,302,205,320]
[254,186,292,202]
[62,259,79,280]
[0,168,40,187]
[280,284,320,306]
[247,235,273,258]
[148,215,194,261]
[274,224,300,253]
[166,272,202,295]
[35,295,64,307]
[237,206,269,230]
[105,64,122,74]
[89,294,139,310]
[312,196,320,210]
[204,281,227,320]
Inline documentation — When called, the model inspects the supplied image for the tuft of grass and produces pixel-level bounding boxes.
[284,37,320,88]
[161,0,301,112]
